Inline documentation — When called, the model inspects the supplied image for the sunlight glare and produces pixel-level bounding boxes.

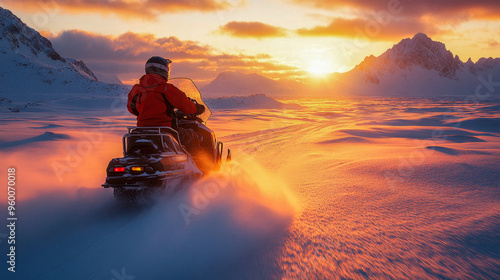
[307,59,336,76]
[303,48,340,76]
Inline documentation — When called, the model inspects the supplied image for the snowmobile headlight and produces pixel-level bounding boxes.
[113,167,125,172]
[131,166,144,172]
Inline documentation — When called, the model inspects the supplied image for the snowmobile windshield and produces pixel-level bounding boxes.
[169,78,212,123]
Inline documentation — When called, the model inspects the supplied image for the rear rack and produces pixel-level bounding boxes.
[123,127,182,156]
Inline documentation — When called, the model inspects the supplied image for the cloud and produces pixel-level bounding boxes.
[48,30,223,61]
[218,21,288,38]
[296,17,441,41]
[2,0,242,19]
[290,0,499,41]
[486,39,500,48]
[47,30,299,84]
[290,0,500,20]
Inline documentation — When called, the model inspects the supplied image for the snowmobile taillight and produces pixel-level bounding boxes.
[114,167,126,172]
[131,166,144,172]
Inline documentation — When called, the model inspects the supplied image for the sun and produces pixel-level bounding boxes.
[301,47,347,76]
[306,59,336,76]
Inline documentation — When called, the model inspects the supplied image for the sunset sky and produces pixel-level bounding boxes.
[3,0,500,85]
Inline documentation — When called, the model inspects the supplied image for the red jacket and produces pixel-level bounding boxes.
[127,73,197,127]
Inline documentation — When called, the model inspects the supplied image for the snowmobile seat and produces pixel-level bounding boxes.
[126,138,160,155]
[125,127,183,155]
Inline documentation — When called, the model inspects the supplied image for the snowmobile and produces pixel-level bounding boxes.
[102,78,230,203]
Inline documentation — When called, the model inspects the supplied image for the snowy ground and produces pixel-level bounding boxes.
[0,95,499,280]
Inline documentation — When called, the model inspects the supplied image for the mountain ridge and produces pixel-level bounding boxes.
[201,71,293,98]
[200,33,500,97]
[0,6,128,109]
[324,33,500,96]
[1,5,499,100]
[353,33,500,84]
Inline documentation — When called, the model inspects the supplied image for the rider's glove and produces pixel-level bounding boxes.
[195,103,205,115]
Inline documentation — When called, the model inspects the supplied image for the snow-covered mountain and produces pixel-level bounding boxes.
[332,33,500,96]
[201,71,292,98]
[64,57,98,80]
[357,33,463,80]
[200,33,500,98]
[0,7,128,109]
[93,71,124,85]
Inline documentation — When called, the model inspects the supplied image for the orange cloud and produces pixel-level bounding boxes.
[297,17,441,41]
[219,21,288,38]
[290,0,500,20]
[290,0,499,41]
[2,0,241,19]
[486,39,500,49]
[47,30,213,61]
[46,30,300,84]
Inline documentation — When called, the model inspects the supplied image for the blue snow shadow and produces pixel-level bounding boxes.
[0,131,70,149]
[426,146,492,156]
[340,128,491,143]
[29,124,63,129]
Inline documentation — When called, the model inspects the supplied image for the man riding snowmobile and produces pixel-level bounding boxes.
[127,56,205,147]
[102,57,227,203]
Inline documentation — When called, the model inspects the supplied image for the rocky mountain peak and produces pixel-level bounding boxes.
[356,33,464,79]
[0,7,63,61]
